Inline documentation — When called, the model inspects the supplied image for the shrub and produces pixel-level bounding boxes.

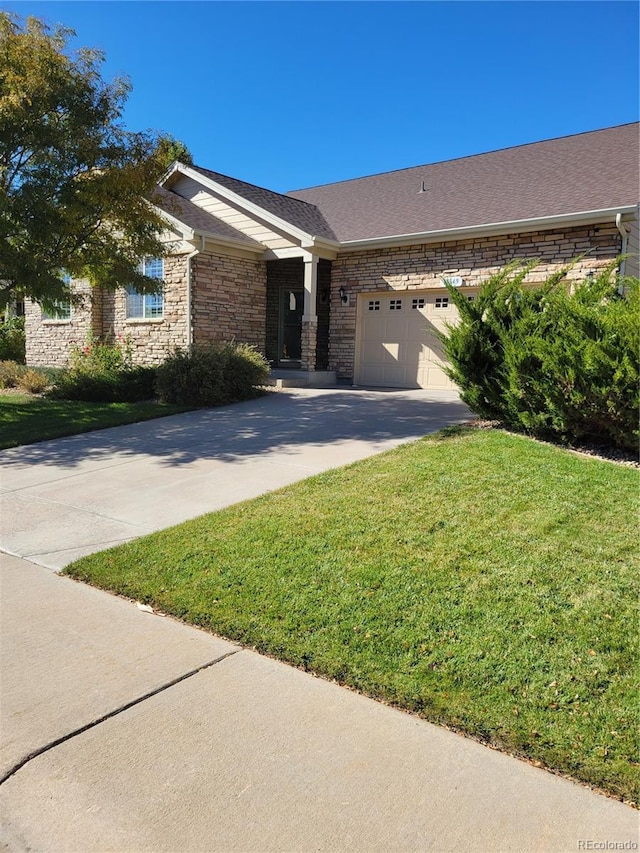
[47,334,157,402]
[69,335,133,374]
[0,360,21,388]
[49,366,157,403]
[0,316,25,363]
[442,260,639,452]
[32,365,68,385]
[220,343,271,402]
[17,368,50,394]
[155,344,269,406]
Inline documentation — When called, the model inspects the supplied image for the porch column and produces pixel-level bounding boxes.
[301,255,318,371]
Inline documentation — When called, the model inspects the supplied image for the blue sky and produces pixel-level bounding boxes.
[4,1,639,191]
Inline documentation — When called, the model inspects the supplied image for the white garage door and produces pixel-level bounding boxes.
[355,290,472,389]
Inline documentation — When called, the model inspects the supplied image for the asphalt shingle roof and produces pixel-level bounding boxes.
[189,165,338,242]
[287,123,640,243]
[152,186,264,248]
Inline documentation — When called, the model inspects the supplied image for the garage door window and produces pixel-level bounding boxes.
[412,298,426,309]
[435,296,449,309]
[368,300,380,311]
[389,299,402,310]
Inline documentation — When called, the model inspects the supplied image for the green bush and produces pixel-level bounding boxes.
[0,316,26,363]
[155,343,269,406]
[220,343,271,402]
[49,366,157,403]
[442,261,639,452]
[69,335,133,374]
[48,335,156,402]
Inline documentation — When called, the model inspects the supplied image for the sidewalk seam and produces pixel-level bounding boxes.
[0,649,241,786]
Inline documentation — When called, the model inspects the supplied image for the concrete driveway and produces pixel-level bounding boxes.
[1,387,470,570]
[2,387,637,851]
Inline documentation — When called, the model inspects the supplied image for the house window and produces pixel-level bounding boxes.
[42,300,72,321]
[389,299,402,310]
[412,298,426,310]
[126,258,164,319]
[42,272,72,320]
[368,300,380,311]
[435,297,449,309]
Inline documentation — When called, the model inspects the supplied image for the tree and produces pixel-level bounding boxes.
[155,135,194,169]
[0,13,191,310]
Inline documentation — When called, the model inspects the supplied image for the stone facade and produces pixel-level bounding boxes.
[25,280,98,367]
[329,222,622,380]
[24,220,627,380]
[191,252,266,351]
[25,256,189,367]
[101,254,190,366]
[24,251,269,368]
[300,319,318,371]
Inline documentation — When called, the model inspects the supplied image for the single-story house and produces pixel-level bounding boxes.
[26,122,639,390]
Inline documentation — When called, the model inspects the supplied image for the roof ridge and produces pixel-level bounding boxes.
[286,121,640,193]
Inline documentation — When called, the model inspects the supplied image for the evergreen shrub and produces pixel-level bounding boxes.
[442,260,639,451]
[155,344,269,406]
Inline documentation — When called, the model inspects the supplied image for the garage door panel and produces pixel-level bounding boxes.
[356,290,474,389]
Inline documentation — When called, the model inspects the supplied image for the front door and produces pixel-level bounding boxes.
[278,289,303,366]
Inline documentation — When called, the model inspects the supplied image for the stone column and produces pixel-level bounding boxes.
[300,318,318,371]
[301,255,318,371]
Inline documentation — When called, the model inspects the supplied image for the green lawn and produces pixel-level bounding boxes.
[64,428,639,803]
[0,394,190,449]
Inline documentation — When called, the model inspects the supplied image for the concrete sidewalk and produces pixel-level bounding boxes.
[1,554,637,852]
[1,388,470,570]
[1,389,637,850]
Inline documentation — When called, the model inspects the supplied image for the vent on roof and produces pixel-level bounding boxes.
[418,180,427,194]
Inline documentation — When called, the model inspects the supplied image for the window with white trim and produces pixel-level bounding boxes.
[126,258,164,319]
[42,273,72,320]
[435,296,449,309]
[411,298,426,310]
[368,300,380,311]
[389,299,402,310]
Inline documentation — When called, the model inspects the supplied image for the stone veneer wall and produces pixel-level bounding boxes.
[191,251,267,351]
[25,280,99,367]
[25,256,189,367]
[329,222,622,380]
[100,254,189,366]
[316,260,331,371]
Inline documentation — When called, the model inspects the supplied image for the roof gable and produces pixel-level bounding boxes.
[162,163,338,250]
[152,186,264,249]
[189,166,337,242]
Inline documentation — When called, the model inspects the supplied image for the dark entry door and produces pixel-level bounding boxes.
[278,289,303,365]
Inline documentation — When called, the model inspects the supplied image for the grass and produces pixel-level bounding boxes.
[0,393,190,449]
[64,428,639,803]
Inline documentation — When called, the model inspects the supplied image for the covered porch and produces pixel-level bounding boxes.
[265,254,333,378]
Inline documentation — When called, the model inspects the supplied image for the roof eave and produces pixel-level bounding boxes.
[338,206,638,251]
[198,232,265,254]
